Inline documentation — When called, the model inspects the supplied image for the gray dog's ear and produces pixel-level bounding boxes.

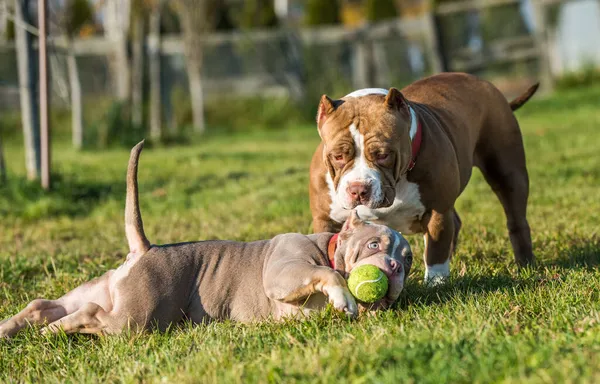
[341,210,364,233]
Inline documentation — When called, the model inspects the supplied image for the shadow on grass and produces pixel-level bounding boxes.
[397,235,600,309]
[0,161,307,220]
[547,235,600,270]
[0,173,122,220]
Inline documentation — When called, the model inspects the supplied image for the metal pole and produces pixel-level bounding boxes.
[38,0,51,189]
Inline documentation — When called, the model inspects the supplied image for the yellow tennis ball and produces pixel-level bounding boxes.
[347,264,388,303]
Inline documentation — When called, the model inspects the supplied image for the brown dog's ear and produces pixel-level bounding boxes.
[384,88,409,116]
[317,95,342,137]
[341,210,364,233]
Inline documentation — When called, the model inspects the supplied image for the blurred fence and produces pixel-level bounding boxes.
[0,15,442,110]
[0,0,598,115]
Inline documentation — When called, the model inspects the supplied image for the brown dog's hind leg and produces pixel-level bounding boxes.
[452,208,462,255]
[475,125,535,267]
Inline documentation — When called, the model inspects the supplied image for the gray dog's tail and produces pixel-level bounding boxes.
[509,83,539,111]
[125,140,151,255]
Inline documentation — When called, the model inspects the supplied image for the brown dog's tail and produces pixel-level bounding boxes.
[509,83,540,111]
[125,140,151,255]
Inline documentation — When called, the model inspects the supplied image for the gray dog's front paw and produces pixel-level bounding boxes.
[325,285,358,318]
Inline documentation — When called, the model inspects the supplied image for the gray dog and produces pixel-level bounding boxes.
[0,141,413,337]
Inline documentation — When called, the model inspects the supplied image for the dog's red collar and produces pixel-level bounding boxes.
[408,117,422,172]
[328,233,339,269]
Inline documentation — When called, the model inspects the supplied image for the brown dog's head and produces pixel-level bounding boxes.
[317,88,416,210]
[333,210,413,309]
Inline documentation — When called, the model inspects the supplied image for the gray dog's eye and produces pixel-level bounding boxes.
[367,241,379,250]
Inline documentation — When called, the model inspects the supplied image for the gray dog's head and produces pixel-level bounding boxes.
[332,210,413,309]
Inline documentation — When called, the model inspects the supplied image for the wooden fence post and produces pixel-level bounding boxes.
[39,0,51,190]
[353,27,375,89]
[149,2,162,140]
[422,12,444,73]
[531,0,554,93]
[14,0,41,181]
[0,134,6,184]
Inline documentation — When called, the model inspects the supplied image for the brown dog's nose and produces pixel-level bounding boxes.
[347,182,371,202]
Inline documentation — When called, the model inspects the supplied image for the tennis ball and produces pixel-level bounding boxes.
[347,264,388,303]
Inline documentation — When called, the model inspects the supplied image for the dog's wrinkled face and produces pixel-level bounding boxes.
[333,210,413,309]
[317,88,413,210]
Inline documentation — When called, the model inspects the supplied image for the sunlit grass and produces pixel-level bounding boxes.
[1,86,599,383]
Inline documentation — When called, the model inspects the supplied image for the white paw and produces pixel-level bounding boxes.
[325,285,358,318]
[424,274,448,286]
[424,260,450,286]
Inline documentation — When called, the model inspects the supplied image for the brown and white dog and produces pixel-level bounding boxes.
[309,73,538,284]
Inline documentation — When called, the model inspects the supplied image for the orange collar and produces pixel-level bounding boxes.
[408,117,422,172]
[327,233,339,269]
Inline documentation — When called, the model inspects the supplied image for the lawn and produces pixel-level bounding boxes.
[1,86,599,383]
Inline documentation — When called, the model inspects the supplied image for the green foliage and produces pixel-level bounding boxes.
[1,86,600,381]
[304,0,341,26]
[232,0,278,29]
[556,65,600,91]
[365,0,398,22]
[171,86,305,133]
[63,0,94,36]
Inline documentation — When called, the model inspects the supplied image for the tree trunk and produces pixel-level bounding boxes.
[148,3,162,140]
[177,0,212,134]
[104,0,131,101]
[131,14,145,130]
[67,38,83,150]
[186,58,205,134]
[14,0,40,180]
[114,33,131,101]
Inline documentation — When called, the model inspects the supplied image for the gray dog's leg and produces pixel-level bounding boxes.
[0,273,113,338]
[0,299,68,338]
[264,262,357,317]
[42,302,121,335]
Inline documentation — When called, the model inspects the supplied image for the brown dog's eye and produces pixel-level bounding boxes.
[331,153,347,168]
[367,241,379,250]
[375,153,389,163]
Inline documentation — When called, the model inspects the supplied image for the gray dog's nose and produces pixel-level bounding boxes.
[388,258,401,274]
[347,182,371,203]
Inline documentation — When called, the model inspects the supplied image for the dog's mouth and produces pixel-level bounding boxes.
[345,200,384,210]
[350,257,404,311]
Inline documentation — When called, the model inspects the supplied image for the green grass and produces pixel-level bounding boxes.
[1,85,600,383]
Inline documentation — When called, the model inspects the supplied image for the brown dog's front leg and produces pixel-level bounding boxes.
[423,210,456,285]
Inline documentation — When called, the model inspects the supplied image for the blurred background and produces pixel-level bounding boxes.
[0,0,599,185]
